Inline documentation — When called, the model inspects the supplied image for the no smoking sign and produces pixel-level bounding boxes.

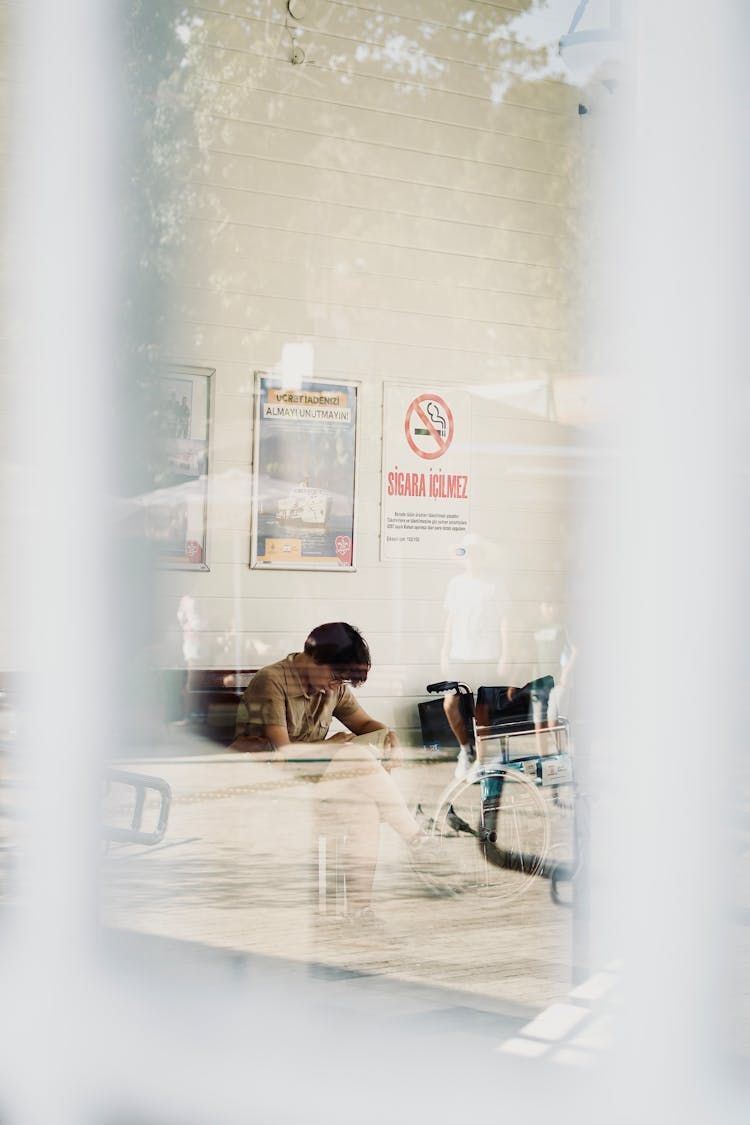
[404,394,454,460]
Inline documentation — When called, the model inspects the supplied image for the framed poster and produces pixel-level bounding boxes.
[381,382,471,561]
[251,373,359,570]
[147,365,213,569]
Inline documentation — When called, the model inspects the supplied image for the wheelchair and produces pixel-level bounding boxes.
[418,678,578,904]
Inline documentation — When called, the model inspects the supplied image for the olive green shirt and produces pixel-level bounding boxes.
[235,653,359,745]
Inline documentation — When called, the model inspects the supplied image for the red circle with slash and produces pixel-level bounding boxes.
[404,394,454,460]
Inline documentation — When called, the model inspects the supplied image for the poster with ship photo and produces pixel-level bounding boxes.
[251,373,359,570]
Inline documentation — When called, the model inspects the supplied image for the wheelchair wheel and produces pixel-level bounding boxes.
[425,767,551,902]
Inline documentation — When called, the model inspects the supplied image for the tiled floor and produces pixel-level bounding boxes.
[99,738,577,1021]
[4,735,749,1070]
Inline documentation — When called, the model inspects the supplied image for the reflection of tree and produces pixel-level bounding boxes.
[123,2,212,276]
[261,425,353,493]
[118,3,213,496]
[125,0,584,429]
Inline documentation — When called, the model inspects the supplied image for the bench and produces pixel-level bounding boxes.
[182,668,257,744]
[1,670,258,748]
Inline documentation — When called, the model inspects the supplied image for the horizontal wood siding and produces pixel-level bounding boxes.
[154,0,582,741]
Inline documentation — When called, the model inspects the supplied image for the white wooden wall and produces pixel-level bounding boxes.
[153,0,583,740]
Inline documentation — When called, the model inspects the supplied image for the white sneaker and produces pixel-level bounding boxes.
[454,748,476,779]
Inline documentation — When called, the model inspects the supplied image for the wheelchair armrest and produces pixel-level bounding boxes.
[475,716,570,738]
[103,768,171,846]
[475,716,570,764]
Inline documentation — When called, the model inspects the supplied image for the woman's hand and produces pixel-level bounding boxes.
[381,729,403,771]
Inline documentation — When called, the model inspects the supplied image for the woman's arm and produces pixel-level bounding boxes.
[342,704,398,752]
[262,723,292,751]
[264,722,353,750]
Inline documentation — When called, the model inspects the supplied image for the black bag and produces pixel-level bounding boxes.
[418,684,474,751]
[476,675,555,730]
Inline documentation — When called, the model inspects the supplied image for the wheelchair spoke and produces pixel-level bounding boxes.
[423,768,551,902]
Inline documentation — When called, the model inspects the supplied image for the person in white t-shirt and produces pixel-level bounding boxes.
[532,596,577,723]
[440,535,512,778]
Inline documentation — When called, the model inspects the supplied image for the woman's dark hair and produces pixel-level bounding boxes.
[304,622,371,685]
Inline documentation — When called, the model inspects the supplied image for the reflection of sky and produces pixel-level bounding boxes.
[495,0,625,95]
[340,0,623,103]
[484,0,575,100]
[506,0,584,52]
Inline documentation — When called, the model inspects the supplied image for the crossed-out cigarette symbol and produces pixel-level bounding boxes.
[405,394,454,459]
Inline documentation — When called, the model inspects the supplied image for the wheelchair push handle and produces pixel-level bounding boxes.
[426,680,472,695]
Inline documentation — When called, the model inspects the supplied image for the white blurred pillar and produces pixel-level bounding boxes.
[2,1,118,1122]
[586,0,747,1116]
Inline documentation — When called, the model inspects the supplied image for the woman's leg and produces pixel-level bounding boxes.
[318,796,380,912]
[322,743,421,842]
[443,691,470,746]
